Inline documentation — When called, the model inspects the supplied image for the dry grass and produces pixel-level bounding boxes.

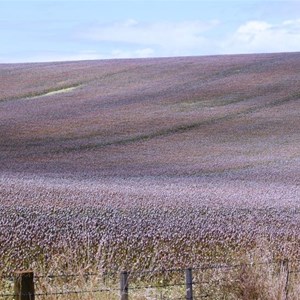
[2,242,300,299]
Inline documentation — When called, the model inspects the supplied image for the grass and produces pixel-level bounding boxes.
[29,85,79,99]
[1,241,300,299]
[1,83,82,103]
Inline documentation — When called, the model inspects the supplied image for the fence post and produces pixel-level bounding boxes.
[282,259,289,300]
[185,268,193,300]
[14,271,35,300]
[120,271,129,300]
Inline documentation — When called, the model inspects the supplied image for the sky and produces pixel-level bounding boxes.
[0,0,300,63]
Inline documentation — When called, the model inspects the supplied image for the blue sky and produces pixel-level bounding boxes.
[0,0,300,63]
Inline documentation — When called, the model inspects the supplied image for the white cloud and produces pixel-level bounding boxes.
[1,49,156,63]
[1,52,104,63]
[111,48,155,59]
[222,19,300,54]
[3,18,299,63]
[80,19,220,56]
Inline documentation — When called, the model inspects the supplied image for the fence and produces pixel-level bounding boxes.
[0,259,299,300]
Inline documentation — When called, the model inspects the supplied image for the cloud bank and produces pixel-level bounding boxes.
[4,18,299,63]
[79,19,220,57]
[78,18,300,58]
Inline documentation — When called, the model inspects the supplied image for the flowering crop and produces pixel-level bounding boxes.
[0,53,299,275]
[0,172,299,274]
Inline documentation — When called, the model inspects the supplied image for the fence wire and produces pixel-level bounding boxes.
[1,259,299,299]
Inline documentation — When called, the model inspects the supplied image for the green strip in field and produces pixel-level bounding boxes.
[1,83,82,102]
[30,86,78,99]
[25,83,81,100]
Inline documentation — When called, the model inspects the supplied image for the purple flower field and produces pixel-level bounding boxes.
[0,52,300,274]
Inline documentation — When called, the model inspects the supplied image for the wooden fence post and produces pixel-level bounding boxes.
[120,271,129,300]
[185,268,193,300]
[282,259,289,300]
[14,271,35,300]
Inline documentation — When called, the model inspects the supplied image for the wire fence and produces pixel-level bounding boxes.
[0,259,299,299]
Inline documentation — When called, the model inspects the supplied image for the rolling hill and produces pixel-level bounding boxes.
[1,52,299,181]
[0,53,300,276]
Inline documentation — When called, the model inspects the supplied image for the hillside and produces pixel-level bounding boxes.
[0,53,300,277]
[0,52,299,181]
